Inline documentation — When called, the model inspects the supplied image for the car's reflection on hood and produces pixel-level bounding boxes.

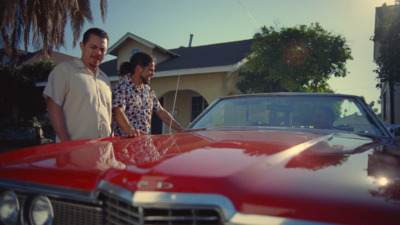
[55,135,180,171]
[368,146,400,201]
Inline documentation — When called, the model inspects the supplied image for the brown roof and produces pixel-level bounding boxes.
[100,39,253,77]
[1,49,75,68]
[17,50,75,67]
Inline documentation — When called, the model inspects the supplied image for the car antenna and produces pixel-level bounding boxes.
[169,74,181,133]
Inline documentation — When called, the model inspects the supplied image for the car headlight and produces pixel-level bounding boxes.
[28,195,54,225]
[0,190,20,225]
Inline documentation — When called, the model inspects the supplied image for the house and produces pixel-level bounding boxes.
[101,32,252,133]
[0,49,75,68]
[374,4,400,124]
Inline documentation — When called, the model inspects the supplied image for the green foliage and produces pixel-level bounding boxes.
[237,23,353,93]
[373,2,400,86]
[18,60,55,82]
[0,60,55,125]
[367,100,380,115]
[0,0,107,73]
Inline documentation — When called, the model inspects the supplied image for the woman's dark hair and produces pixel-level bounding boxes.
[129,52,156,73]
[119,62,132,76]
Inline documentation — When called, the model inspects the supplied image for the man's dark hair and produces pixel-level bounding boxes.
[82,28,109,45]
[129,52,156,73]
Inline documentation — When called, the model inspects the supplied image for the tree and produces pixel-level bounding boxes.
[17,60,55,121]
[0,0,108,74]
[373,1,400,123]
[0,65,15,123]
[0,60,55,126]
[368,100,380,115]
[373,1,400,85]
[237,23,353,93]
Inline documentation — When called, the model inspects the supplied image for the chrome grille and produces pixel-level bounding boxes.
[51,199,103,225]
[103,194,223,225]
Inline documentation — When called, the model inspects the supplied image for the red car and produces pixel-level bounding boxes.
[1,93,399,225]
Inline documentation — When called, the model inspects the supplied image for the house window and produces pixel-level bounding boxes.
[130,48,141,56]
[191,96,209,121]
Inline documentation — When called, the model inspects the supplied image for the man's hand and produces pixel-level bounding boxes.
[155,109,185,132]
[46,97,71,142]
[125,127,146,137]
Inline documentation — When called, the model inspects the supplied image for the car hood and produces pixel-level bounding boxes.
[1,129,400,224]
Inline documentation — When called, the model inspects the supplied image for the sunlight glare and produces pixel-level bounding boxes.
[377,177,389,186]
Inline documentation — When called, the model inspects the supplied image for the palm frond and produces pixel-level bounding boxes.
[1,0,107,73]
[100,0,108,22]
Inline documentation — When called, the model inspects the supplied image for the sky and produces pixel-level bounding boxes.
[52,0,396,107]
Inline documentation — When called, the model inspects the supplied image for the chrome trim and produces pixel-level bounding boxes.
[98,180,236,220]
[354,96,392,138]
[0,178,345,225]
[50,199,103,225]
[229,212,341,225]
[99,180,341,225]
[0,179,97,203]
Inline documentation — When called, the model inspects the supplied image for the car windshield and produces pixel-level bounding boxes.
[190,95,386,137]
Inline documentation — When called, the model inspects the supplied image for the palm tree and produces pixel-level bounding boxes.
[0,0,108,74]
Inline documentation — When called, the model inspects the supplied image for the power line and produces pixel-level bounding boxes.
[237,0,261,29]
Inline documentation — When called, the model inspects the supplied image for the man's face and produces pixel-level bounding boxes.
[80,34,108,72]
[139,62,155,84]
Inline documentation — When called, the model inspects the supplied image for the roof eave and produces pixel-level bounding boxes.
[108,32,179,57]
[154,58,247,78]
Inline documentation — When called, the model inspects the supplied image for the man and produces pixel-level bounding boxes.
[112,52,184,137]
[43,28,112,142]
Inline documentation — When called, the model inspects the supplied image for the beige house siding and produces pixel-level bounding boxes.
[225,70,243,96]
[113,40,171,71]
[108,32,176,75]
[114,40,153,68]
[160,90,195,130]
[152,72,227,103]
[150,71,242,131]
[152,49,171,64]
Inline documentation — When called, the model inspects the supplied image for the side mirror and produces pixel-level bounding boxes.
[386,124,400,140]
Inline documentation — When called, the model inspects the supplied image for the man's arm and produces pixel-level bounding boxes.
[113,107,145,137]
[155,109,185,132]
[46,97,71,142]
